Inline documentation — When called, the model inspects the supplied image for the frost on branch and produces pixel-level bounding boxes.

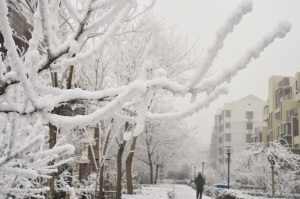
[232,139,300,197]
[0,0,292,197]
[0,116,75,198]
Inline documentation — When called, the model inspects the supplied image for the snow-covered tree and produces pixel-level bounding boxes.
[233,139,300,197]
[0,0,292,198]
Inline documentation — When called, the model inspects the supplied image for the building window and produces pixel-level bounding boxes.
[225,110,231,117]
[218,137,222,143]
[275,112,281,120]
[295,144,299,148]
[226,122,231,128]
[247,122,253,130]
[278,126,281,137]
[225,134,231,141]
[218,115,223,122]
[284,123,291,134]
[246,111,253,119]
[218,125,223,133]
[246,134,252,143]
[218,148,223,154]
[275,88,283,109]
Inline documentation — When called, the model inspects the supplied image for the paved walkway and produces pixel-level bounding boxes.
[174,185,213,199]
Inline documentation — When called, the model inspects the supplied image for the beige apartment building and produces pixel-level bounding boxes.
[209,95,266,169]
[252,72,300,148]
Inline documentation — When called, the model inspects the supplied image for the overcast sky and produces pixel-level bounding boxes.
[140,0,300,148]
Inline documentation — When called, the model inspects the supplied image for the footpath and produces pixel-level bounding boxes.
[174,184,213,199]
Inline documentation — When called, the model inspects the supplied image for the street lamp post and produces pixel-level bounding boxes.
[194,166,196,177]
[191,164,193,179]
[224,148,234,189]
[202,162,205,176]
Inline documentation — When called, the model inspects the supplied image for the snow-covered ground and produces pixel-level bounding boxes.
[174,184,213,199]
[122,184,213,199]
[122,185,173,199]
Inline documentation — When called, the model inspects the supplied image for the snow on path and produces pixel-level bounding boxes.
[174,184,213,199]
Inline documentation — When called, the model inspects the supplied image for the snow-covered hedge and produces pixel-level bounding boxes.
[192,185,300,199]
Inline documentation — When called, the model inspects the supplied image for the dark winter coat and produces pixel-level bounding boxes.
[194,175,205,188]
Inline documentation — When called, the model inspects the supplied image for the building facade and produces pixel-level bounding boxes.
[209,95,266,168]
[259,73,300,148]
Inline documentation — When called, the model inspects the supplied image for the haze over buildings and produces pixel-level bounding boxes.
[146,0,300,147]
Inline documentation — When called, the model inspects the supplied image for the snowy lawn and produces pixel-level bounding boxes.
[122,184,174,199]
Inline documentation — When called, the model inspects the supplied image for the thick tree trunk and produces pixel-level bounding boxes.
[147,150,153,184]
[98,165,104,198]
[271,165,275,198]
[160,165,163,181]
[126,136,138,194]
[116,141,126,199]
[154,164,160,184]
[99,124,112,199]
[46,123,57,199]
[116,122,131,199]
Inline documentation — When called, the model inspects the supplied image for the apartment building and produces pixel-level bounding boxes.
[209,95,266,168]
[259,73,300,148]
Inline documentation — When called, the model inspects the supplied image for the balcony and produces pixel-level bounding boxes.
[282,132,292,137]
[283,93,292,100]
[294,129,299,137]
[296,87,300,102]
[280,137,292,146]
[278,77,290,88]
[287,108,298,122]
[255,126,263,134]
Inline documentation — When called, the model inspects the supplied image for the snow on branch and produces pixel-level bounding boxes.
[186,0,253,90]
[0,0,41,108]
[193,20,292,95]
[146,84,229,121]
[45,80,147,127]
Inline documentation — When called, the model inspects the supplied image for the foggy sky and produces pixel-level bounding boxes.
[140,0,300,149]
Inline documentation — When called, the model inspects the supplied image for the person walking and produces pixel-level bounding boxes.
[194,172,205,199]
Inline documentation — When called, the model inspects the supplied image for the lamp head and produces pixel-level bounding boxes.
[224,148,234,154]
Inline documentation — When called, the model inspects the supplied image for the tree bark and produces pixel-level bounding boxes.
[148,150,153,184]
[126,136,138,194]
[160,165,163,181]
[271,164,275,198]
[98,165,104,199]
[66,65,74,89]
[99,123,113,199]
[116,141,126,199]
[46,71,67,198]
[46,123,57,199]
[116,122,131,199]
[154,164,160,184]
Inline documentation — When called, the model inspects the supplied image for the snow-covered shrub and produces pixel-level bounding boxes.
[204,167,224,186]
[76,172,98,199]
[232,140,300,197]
